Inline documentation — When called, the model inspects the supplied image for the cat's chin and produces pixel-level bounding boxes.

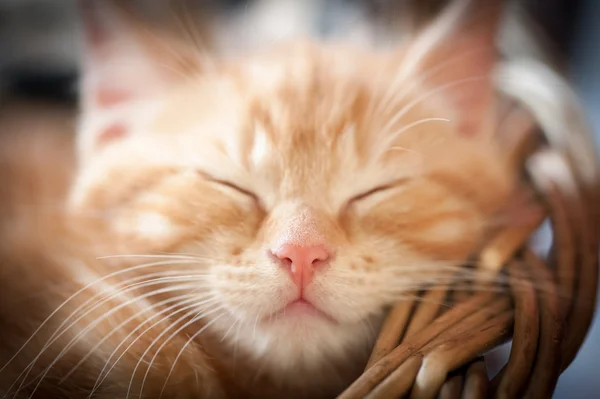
[211,309,383,393]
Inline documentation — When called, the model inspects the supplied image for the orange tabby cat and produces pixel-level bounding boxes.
[0,0,518,398]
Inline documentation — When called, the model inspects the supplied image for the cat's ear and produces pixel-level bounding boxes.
[406,0,504,138]
[76,0,205,155]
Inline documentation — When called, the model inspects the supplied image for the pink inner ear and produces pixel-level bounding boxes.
[422,39,497,138]
[89,89,132,148]
[95,88,132,108]
[97,122,128,147]
[414,1,502,139]
[79,1,142,110]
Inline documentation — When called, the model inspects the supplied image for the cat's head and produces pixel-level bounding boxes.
[69,0,513,374]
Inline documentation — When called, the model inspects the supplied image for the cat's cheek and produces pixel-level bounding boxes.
[111,211,187,249]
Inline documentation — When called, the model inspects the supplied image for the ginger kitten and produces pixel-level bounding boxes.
[0,1,518,398]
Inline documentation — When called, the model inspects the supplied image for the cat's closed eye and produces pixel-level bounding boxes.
[197,170,261,205]
[349,185,394,203]
[347,178,411,206]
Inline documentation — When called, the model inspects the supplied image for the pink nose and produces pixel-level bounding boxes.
[271,244,331,289]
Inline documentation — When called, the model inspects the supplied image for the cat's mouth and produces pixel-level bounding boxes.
[265,299,337,324]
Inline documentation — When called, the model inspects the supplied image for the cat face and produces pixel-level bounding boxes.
[70,1,512,375]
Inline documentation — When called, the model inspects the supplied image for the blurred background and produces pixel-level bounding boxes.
[0,0,598,397]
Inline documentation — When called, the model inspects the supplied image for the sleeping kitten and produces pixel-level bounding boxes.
[0,0,519,398]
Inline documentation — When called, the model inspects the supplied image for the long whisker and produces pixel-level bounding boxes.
[153,251,226,258]
[384,278,557,297]
[22,283,203,399]
[382,75,487,136]
[97,254,208,261]
[374,44,489,120]
[44,270,208,340]
[25,273,207,372]
[168,0,217,72]
[8,275,207,396]
[385,0,470,101]
[376,117,450,157]
[126,305,222,399]
[90,298,220,397]
[381,267,555,289]
[158,314,225,399]
[136,305,224,398]
[0,260,205,377]
[5,272,191,396]
[43,280,202,364]
[220,308,242,344]
[60,293,198,383]
[252,313,260,343]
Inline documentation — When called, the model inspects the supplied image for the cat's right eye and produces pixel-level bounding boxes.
[348,177,411,204]
[213,179,259,201]
[197,171,261,206]
[348,185,393,204]
[344,178,412,214]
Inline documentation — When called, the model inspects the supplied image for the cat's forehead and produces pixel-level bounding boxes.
[228,45,408,155]
[230,49,415,178]
[149,44,459,203]
[158,46,378,153]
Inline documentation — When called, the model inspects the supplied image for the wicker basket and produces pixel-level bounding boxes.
[338,61,600,399]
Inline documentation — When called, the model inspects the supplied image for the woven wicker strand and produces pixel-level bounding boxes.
[338,92,599,398]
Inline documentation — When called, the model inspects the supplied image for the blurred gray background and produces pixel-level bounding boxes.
[554,1,600,396]
[0,0,598,397]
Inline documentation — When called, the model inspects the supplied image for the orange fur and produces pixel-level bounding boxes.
[0,1,519,398]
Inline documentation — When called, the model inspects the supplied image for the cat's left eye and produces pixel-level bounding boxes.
[197,171,261,204]
[349,185,394,203]
[214,179,259,201]
[347,178,411,205]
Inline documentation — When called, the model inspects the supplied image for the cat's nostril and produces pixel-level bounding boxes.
[271,244,331,288]
[312,257,325,265]
[272,245,331,267]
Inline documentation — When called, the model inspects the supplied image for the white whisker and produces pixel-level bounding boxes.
[374,44,489,120]
[91,298,219,396]
[97,254,206,261]
[158,314,225,399]
[61,293,197,384]
[377,117,450,158]
[252,314,259,342]
[391,0,471,89]
[28,275,204,367]
[0,260,205,378]
[127,305,223,399]
[216,302,246,345]
[20,283,202,398]
[383,75,486,134]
